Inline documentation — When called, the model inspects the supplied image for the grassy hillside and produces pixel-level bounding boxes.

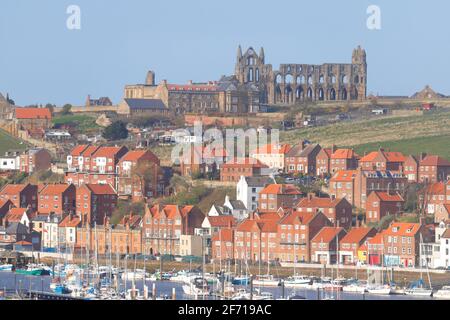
[52,113,101,133]
[352,134,450,160]
[0,129,27,154]
[280,110,450,157]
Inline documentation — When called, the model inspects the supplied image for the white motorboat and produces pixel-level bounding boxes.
[434,286,450,299]
[121,269,149,281]
[343,283,366,294]
[283,275,311,288]
[405,287,433,297]
[253,275,281,287]
[0,264,13,272]
[182,277,210,297]
[367,285,392,295]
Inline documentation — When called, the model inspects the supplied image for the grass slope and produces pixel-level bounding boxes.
[0,129,27,154]
[52,113,100,133]
[352,134,450,160]
[281,110,450,158]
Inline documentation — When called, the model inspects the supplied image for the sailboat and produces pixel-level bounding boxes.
[405,234,433,297]
[253,237,280,287]
[366,239,391,295]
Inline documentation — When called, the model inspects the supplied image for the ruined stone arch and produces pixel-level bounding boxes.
[275,85,282,103]
[297,75,305,84]
[255,68,260,82]
[275,74,282,85]
[319,75,324,84]
[247,68,254,82]
[329,88,336,100]
[354,75,359,84]
[318,88,325,101]
[341,88,348,100]
[285,74,294,84]
[296,86,304,101]
[341,74,349,84]
[307,87,314,100]
[307,75,313,85]
[285,85,293,104]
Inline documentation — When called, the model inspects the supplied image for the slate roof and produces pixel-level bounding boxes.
[124,99,167,110]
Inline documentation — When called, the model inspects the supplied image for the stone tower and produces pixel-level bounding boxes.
[352,46,367,100]
[235,46,266,85]
[146,70,156,86]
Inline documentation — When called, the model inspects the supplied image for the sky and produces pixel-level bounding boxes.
[0,0,449,106]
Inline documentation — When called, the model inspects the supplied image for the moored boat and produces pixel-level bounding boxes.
[434,286,450,299]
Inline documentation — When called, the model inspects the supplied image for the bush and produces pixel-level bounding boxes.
[102,121,129,141]
[61,104,72,115]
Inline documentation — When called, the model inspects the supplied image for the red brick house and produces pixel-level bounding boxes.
[38,184,76,216]
[404,155,419,183]
[14,107,52,131]
[76,184,117,226]
[420,182,448,221]
[419,155,450,183]
[117,149,162,201]
[0,183,38,210]
[316,147,333,177]
[220,158,268,182]
[0,199,14,224]
[276,211,332,263]
[381,222,432,267]
[359,149,406,173]
[365,191,405,223]
[358,233,384,265]
[310,227,347,264]
[329,168,408,209]
[338,227,377,265]
[251,144,291,171]
[285,143,321,175]
[19,148,52,174]
[180,145,229,178]
[141,204,205,255]
[258,184,303,212]
[233,211,282,262]
[295,194,353,229]
[330,149,359,174]
[211,228,235,261]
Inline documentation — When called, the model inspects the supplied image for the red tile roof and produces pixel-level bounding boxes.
[15,108,51,120]
[370,191,404,202]
[93,146,126,158]
[120,150,159,162]
[148,204,199,219]
[167,84,218,92]
[0,184,30,195]
[311,227,346,243]
[340,227,375,244]
[279,211,316,225]
[59,215,82,228]
[5,208,28,222]
[70,145,89,157]
[382,222,421,237]
[39,184,72,195]
[212,228,234,242]
[331,170,357,182]
[420,155,450,167]
[296,196,342,208]
[260,184,302,195]
[360,150,405,163]
[206,215,236,228]
[84,184,116,195]
[253,144,291,155]
[331,149,359,159]
[425,182,445,195]
[222,158,268,168]
[81,145,100,157]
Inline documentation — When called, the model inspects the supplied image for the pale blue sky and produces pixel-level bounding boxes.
[0,0,449,106]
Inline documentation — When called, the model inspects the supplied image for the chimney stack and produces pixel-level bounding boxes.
[308,193,314,201]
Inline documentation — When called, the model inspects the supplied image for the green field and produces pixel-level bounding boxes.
[352,134,450,160]
[281,109,450,159]
[52,113,101,133]
[0,129,27,155]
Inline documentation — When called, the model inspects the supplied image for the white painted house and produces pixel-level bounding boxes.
[236,175,275,213]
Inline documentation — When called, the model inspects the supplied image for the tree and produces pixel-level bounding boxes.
[45,103,56,114]
[61,104,73,115]
[131,161,159,199]
[102,121,129,141]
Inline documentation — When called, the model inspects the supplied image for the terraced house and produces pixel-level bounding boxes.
[142,204,205,256]
[38,184,76,216]
[418,155,450,183]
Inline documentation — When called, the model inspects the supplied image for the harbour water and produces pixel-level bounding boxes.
[0,271,440,300]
